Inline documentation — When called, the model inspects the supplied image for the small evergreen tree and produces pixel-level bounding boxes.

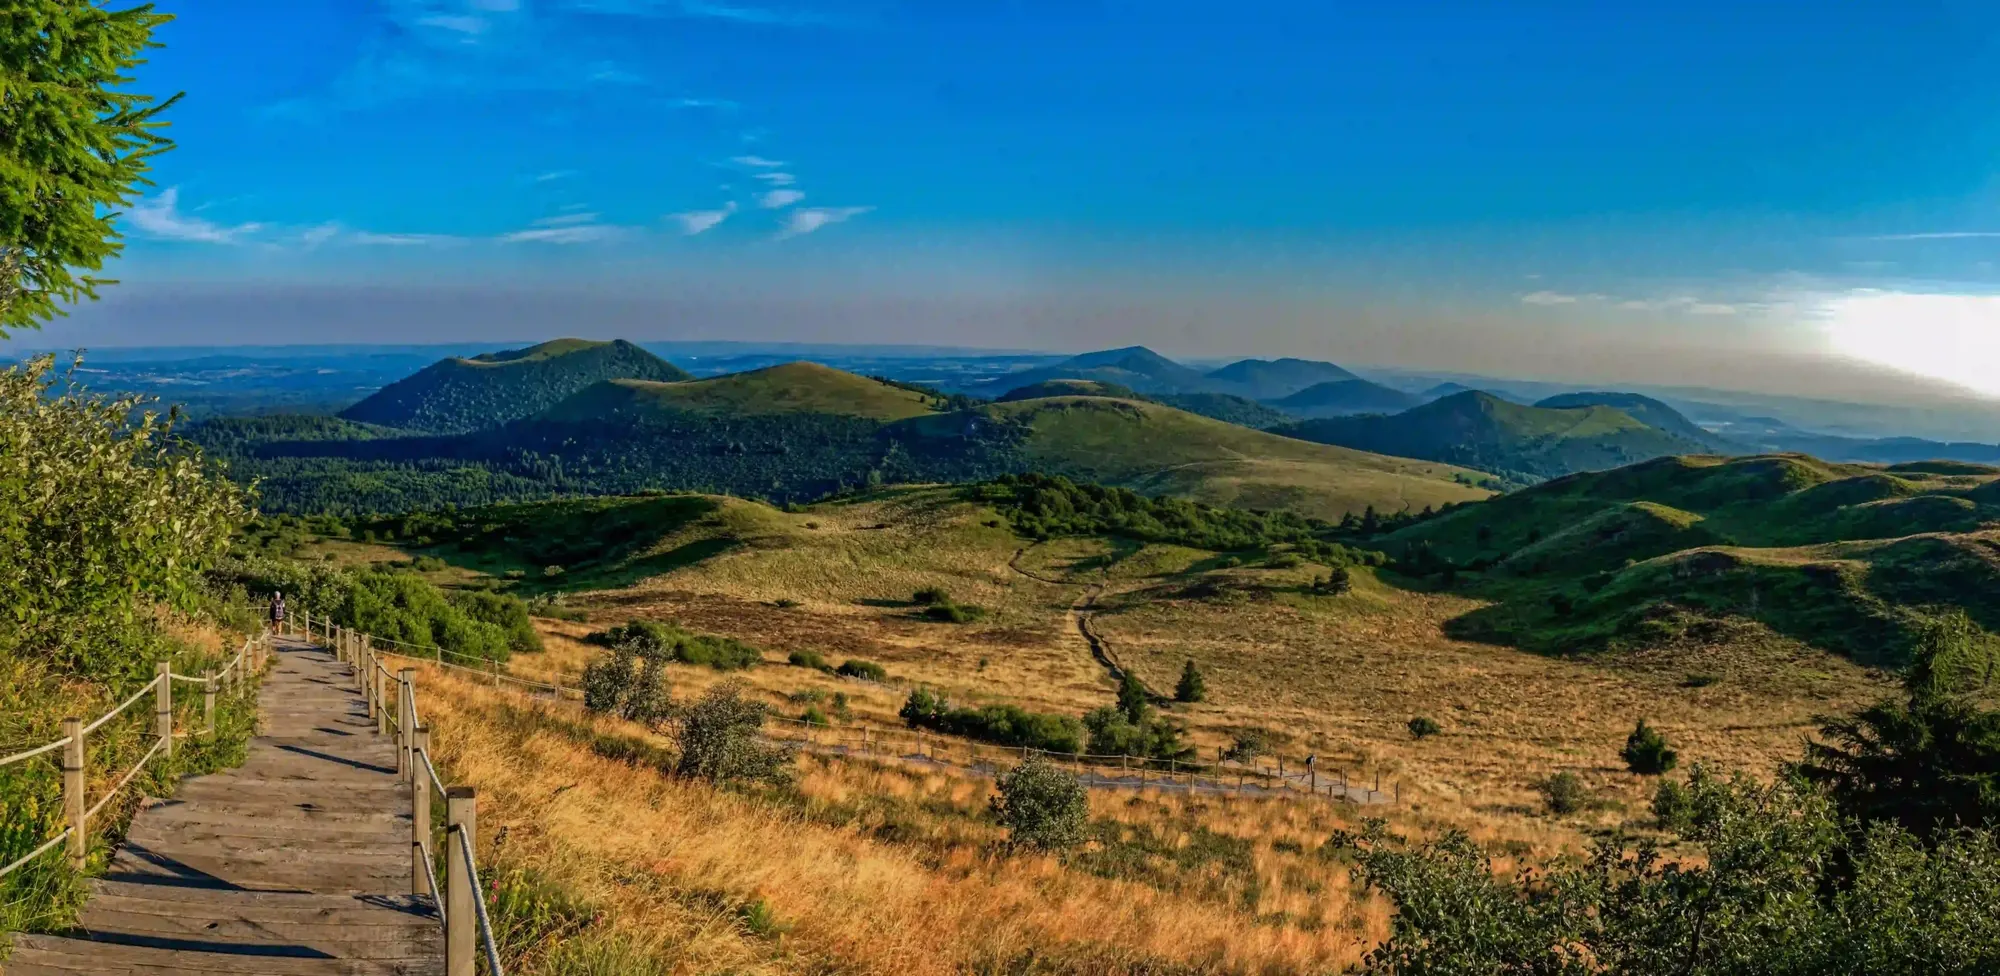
[1116,670,1150,723]
[1174,659,1206,703]
[1622,719,1679,775]
[1408,716,1442,739]
[991,755,1089,851]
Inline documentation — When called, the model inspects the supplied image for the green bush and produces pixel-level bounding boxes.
[1222,728,1274,762]
[912,587,951,605]
[673,682,792,785]
[1537,771,1588,814]
[586,620,760,670]
[787,649,831,671]
[1311,566,1354,595]
[1265,552,1302,569]
[1174,659,1206,703]
[800,705,830,727]
[1335,766,2000,973]
[923,602,986,623]
[216,556,527,664]
[580,650,671,728]
[835,659,888,682]
[1408,716,1442,739]
[900,687,1085,754]
[1622,719,1679,775]
[1082,706,1195,763]
[991,755,1090,851]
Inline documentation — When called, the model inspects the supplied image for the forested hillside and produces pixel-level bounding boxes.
[339,338,691,432]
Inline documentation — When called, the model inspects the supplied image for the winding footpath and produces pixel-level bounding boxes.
[4,638,442,976]
[1007,546,1162,700]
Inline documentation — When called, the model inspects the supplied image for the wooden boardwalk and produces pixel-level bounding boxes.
[4,638,444,975]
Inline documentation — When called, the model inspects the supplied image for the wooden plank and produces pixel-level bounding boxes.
[7,638,444,973]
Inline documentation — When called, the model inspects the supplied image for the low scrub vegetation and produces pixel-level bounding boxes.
[216,555,537,663]
[584,620,761,670]
[899,687,1086,754]
[991,756,1089,851]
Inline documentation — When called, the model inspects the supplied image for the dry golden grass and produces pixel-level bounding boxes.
[416,662,1445,975]
[514,488,1893,839]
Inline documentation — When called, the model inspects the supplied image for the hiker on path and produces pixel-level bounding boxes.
[270,591,287,631]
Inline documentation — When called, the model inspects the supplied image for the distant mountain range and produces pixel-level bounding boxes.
[198,341,1491,518]
[186,339,2000,513]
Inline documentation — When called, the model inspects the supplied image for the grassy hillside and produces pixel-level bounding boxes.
[1275,390,1712,482]
[1148,392,1293,428]
[1385,453,2000,666]
[1269,378,1424,418]
[1535,391,1738,450]
[340,338,691,433]
[995,378,1138,401]
[541,362,941,422]
[982,395,1492,519]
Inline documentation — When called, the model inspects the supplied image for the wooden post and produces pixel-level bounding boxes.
[411,726,431,897]
[63,718,85,870]
[445,787,477,976]
[204,671,217,735]
[374,665,387,733]
[155,661,173,759]
[1311,767,1317,794]
[399,669,417,780]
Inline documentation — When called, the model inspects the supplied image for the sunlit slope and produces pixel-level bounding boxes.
[982,395,1494,518]
[539,362,941,422]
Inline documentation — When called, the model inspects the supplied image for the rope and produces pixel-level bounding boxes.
[82,675,164,736]
[0,828,72,879]
[418,839,446,927]
[85,735,167,821]
[168,673,212,685]
[0,736,71,769]
[419,748,447,800]
[454,826,506,976]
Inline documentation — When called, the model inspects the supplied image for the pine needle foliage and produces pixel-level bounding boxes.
[2,1,180,333]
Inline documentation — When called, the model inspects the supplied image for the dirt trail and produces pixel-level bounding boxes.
[1008,546,1160,699]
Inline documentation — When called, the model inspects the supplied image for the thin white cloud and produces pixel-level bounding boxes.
[498,222,624,244]
[127,189,264,245]
[671,202,736,235]
[1521,290,1580,305]
[1864,231,2000,241]
[777,206,871,239]
[535,170,577,182]
[532,212,601,227]
[299,222,463,247]
[732,155,784,168]
[758,189,805,209]
[755,172,796,186]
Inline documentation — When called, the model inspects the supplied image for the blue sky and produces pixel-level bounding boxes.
[44,0,2000,401]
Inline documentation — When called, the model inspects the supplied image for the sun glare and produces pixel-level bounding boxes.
[1820,290,2000,398]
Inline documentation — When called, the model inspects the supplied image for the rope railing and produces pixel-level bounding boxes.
[0,630,274,881]
[295,618,504,976]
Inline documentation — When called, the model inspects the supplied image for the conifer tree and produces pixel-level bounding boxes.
[3,2,181,334]
[1174,659,1206,703]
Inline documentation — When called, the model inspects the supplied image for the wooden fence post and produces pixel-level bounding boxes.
[374,664,387,733]
[155,661,173,760]
[204,671,217,735]
[411,726,431,897]
[399,669,416,780]
[63,717,85,870]
[445,787,477,976]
